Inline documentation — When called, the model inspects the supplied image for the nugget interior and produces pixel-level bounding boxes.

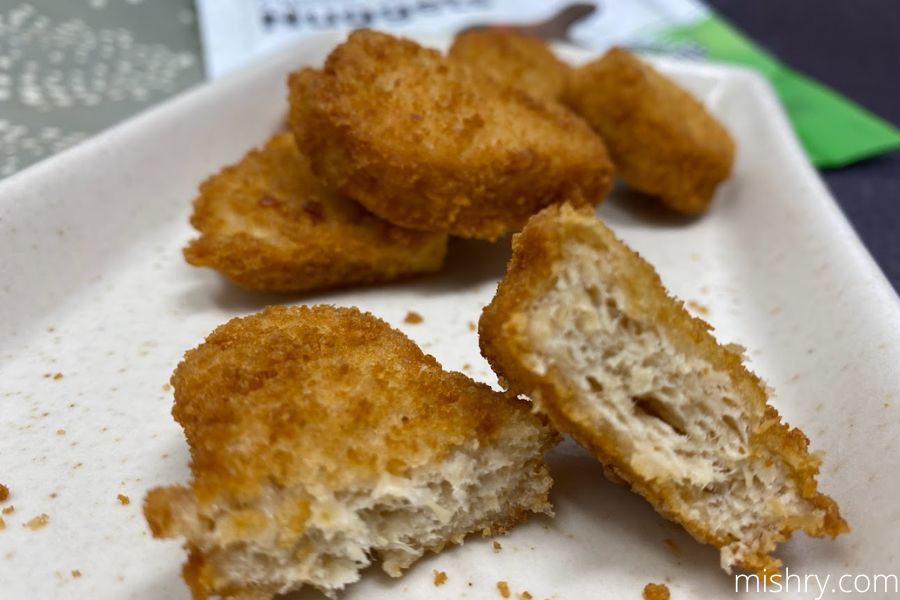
[147,439,550,599]
[480,205,847,574]
[145,306,555,599]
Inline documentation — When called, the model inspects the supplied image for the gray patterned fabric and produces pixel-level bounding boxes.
[0,1,203,178]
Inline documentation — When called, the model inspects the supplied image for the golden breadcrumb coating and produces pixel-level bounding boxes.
[289,30,613,241]
[448,29,571,102]
[564,47,735,214]
[145,305,557,599]
[480,204,847,575]
[183,131,447,291]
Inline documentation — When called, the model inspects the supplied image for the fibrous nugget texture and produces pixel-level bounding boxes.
[564,47,735,214]
[145,305,556,599]
[480,204,846,575]
[183,131,447,292]
[448,29,571,102]
[289,30,613,241]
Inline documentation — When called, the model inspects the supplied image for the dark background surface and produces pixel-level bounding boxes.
[706,0,900,294]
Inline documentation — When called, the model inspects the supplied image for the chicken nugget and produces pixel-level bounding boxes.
[289,30,613,241]
[564,47,735,214]
[479,204,847,575]
[184,131,447,292]
[448,29,571,102]
[145,305,557,599]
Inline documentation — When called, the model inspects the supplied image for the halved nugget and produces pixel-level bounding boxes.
[479,204,847,574]
[448,29,571,102]
[184,132,447,292]
[289,30,613,241]
[145,305,556,599]
[564,47,735,214]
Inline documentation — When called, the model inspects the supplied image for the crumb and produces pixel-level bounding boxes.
[24,513,49,530]
[643,582,670,600]
[686,300,709,316]
[433,570,448,586]
[2,505,14,515]
[71,569,81,577]
[162,383,172,392]
[117,494,130,505]
[468,321,476,332]
[72,463,82,469]
[0,517,5,529]
[519,593,533,600]
[404,311,424,324]
[493,541,502,553]
[0,483,8,501]
[663,537,679,555]
[52,372,63,380]
[497,581,511,598]
[56,429,65,436]
[462,363,471,371]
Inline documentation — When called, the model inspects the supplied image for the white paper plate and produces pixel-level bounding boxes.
[2,32,899,600]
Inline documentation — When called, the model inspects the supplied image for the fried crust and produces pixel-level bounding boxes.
[479,204,847,574]
[167,305,552,493]
[448,29,571,102]
[289,30,613,241]
[183,131,447,292]
[564,48,735,214]
[145,305,557,598]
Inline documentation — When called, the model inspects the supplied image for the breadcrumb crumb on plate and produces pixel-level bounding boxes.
[404,311,424,324]
[643,582,670,600]
[497,581,511,598]
[24,514,49,530]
